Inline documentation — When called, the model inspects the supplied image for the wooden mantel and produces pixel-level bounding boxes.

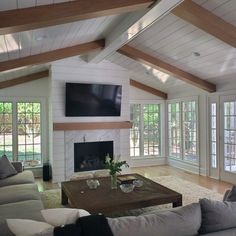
[53,121,133,131]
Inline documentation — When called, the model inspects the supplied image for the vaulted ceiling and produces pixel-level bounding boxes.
[0,0,236,97]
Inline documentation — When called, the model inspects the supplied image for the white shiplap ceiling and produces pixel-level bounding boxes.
[0,14,126,61]
[0,0,236,94]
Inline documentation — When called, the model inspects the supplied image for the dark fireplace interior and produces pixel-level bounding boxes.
[74,141,113,172]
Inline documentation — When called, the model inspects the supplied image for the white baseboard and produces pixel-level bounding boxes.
[168,158,206,176]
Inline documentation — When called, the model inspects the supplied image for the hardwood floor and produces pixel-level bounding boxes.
[36,165,233,195]
[130,165,233,195]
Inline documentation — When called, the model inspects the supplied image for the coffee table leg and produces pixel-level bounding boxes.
[173,197,182,208]
[61,188,68,205]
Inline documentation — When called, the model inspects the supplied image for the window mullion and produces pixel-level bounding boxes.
[140,104,144,156]
[12,102,18,162]
[180,102,184,160]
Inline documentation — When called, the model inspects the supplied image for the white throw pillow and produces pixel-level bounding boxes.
[6,219,53,236]
[41,208,90,226]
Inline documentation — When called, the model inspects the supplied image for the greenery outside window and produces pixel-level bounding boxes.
[130,103,161,158]
[17,102,42,167]
[130,104,141,157]
[168,99,198,163]
[0,101,43,168]
[0,102,13,160]
[168,102,181,159]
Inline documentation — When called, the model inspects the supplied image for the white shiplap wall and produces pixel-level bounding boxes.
[51,57,130,182]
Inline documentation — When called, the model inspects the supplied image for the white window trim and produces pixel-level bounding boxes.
[130,100,166,159]
[167,96,199,166]
[0,96,47,168]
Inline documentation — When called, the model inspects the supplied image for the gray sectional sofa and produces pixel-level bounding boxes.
[1,161,236,236]
[0,162,45,236]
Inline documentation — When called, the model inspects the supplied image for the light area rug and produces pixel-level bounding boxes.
[40,175,224,216]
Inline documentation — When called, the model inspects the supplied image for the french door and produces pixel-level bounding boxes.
[209,95,236,184]
[219,96,236,184]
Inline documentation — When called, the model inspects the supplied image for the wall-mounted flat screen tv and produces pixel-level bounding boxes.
[65,82,122,117]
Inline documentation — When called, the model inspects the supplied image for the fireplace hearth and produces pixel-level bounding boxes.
[74,141,113,172]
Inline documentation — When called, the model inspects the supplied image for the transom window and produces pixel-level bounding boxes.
[0,101,43,168]
[130,103,161,157]
[168,99,198,163]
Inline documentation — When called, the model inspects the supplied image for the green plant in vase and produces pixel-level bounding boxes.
[105,154,129,189]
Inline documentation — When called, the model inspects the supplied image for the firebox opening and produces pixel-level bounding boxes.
[74,141,113,172]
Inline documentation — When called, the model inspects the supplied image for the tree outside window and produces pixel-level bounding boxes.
[0,101,42,167]
[130,103,161,157]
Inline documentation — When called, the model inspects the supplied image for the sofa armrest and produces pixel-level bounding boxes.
[11,162,24,173]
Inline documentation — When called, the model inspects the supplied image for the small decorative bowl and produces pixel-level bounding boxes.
[120,183,135,193]
[133,179,143,187]
[86,179,100,189]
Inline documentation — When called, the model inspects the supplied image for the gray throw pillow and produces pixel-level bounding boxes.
[199,198,236,234]
[0,155,17,179]
[225,186,236,202]
[108,203,201,236]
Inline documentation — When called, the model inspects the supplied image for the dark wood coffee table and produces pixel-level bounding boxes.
[61,173,182,214]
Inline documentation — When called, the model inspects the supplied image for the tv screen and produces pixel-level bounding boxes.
[65,82,122,117]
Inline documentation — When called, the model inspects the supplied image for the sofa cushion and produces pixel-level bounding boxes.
[6,219,53,236]
[199,198,236,234]
[0,200,44,236]
[108,203,201,236]
[0,183,40,205]
[0,170,34,187]
[0,156,17,179]
[11,162,23,173]
[202,227,236,236]
[41,208,90,226]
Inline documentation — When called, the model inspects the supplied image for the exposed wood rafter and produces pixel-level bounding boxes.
[172,0,236,48]
[118,45,216,93]
[0,70,49,89]
[0,0,155,35]
[88,0,183,63]
[130,79,167,99]
[0,40,105,72]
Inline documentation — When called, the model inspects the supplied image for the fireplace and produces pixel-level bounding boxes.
[74,141,113,172]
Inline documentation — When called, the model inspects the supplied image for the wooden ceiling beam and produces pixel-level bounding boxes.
[0,70,49,89]
[172,0,236,48]
[88,0,183,63]
[118,45,216,92]
[0,0,155,35]
[130,79,167,99]
[0,40,105,72]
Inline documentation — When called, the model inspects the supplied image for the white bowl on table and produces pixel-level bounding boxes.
[120,183,135,193]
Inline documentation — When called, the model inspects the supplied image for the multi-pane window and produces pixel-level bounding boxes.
[0,102,13,160]
[210,103,217,168]
[183,101,197,162]
[0,101,42,167]
[168,103,181,158]
[224,101,236,172]
[17,102,42,167]
[130,104,141,157]
[168,99,198,163]
[130,103,161,157]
